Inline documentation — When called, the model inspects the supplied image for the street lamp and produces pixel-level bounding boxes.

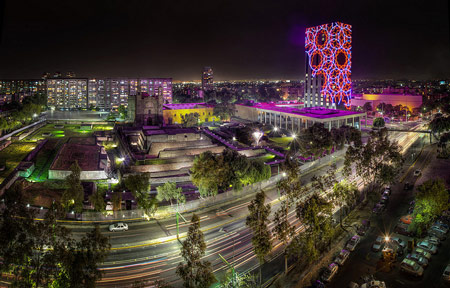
[273,127,278,132]
[291,133,296,139]
[219,228,237,286]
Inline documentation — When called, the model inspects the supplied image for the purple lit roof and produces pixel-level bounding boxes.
[143,127,199,136]
[163,103,214,110]
[238,102,365,119]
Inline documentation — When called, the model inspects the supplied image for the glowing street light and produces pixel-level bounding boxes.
[384,236,390,242]
[291,133,296,139]
[273,127,278,132]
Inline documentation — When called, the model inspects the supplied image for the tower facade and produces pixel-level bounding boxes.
[202,67,214,92]
[304,22,352,109]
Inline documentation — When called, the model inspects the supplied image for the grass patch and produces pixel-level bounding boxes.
[269,137,293,148]
[0,142,37,183]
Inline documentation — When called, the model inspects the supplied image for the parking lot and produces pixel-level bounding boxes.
[322,144,450,288]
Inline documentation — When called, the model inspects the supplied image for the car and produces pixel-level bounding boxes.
[391,237,407,250]
[321,263,339,282]
[346,235,361,251]
[417,240,437,254]
[372,236,384,252]
[432,224,449,234]
[372,203,385,214]
[406,253,429,267]
[334,249,350,266]
[395,223,413,236]
[108,222,128,232]
[360,281,386,288]
[400,258,424,277]
[382,190,390,198]
[380,196,389,205]
[414,248,432,261]
[443,264,450,282]
[431,225,448,235]
[413,169,421,177]
[428,228,446,241]
[425,236,441,246]
[435,220,450,230]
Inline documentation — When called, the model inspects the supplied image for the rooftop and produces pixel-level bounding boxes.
[163,103,214,110]
[143,127,199,136]
[50,143,104,171]
[238,102,364,119]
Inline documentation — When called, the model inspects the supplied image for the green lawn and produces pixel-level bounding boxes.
[25,123,114,141]
[269,137,293,149]
[0,142,37,183]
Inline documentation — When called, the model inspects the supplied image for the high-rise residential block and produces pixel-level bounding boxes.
[47,78,88,109]
[202,67,214,92]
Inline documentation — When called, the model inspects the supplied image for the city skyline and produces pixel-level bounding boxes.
[0,0,449,81]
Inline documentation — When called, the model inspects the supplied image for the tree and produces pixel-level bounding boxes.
[373,117,385,128]
[124,174,158,217]
[111,192,122,212]
[181,112,200,127]
[89,189,106,212]
[411,179,449,236]
[363,102,372,112]
[213,103,235,121]
[246,190,272,286]
[118,105,127,119]
[272,200,294,275]
[191,151,223,197]
[55,225,111,287]
[344,128,403,193]
[219,271,258,288]
[62,161,84,213]
[429,116,450,138]
[294,193,333,264]
[156,182,185,206]
[295,123,332,159]
[176,214,215,288]
[331,179,359,225]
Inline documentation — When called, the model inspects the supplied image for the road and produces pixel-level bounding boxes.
[66,123,427,287]
[329,135,450,288]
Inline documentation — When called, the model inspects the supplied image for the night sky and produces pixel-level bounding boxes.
[0,0,449,81]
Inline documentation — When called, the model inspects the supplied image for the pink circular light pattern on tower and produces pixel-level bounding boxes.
[305,22,352,108]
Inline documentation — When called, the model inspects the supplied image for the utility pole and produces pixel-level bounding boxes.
[219,253,237,287]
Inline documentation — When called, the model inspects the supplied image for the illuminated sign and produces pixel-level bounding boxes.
[306,22,352,109]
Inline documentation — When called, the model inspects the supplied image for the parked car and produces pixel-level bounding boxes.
[395,223,413,236]
[413,169,421,177]
[435,220,449,230]
[414,248,432,261]
[425,236,441,246]
[334,249,350,266]
[431,224,449,234]
[428,228,446,241]
[109,222,128,232]
[360,281,386,288]
[443,264,450,282]
[382,190,390,198]
[417,240,438,254]
[406,253,429,267]
[373,203,385,214]
[357,220,370,236]
[346,235,361,251]
[321,263,339,283]
[380,196,389,205]
[391,237,406,250]
[400,258,424,277]
[372,236,384,252]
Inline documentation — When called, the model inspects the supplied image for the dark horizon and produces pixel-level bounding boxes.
[0,0,449,81]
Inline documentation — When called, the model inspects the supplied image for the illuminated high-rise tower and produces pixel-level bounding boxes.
[304,22,352,109]
[202,67,214,92]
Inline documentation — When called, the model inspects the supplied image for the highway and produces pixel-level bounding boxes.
[66,122,428,287]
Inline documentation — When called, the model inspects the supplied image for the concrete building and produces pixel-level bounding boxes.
[202,67,214,92]
[48,142,109,180]
[0,79,46,104]
[88,79,129,110]
[304,22,352,109]
[47,78,88,109]
[162,103,219,125]
[235,102,366,132]
[351,93,423,111]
